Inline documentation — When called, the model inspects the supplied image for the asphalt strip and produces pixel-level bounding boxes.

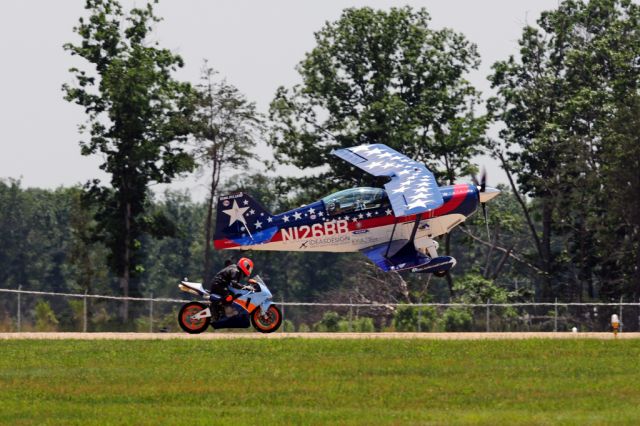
[1,332,638,340]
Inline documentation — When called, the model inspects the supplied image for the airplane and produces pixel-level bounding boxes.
[213,143,500,276]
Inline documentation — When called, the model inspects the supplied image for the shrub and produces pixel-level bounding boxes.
[282,319,295,332]
[393,305,436,331]
[35,300,59,332]
[314,311,341,332]
[441,307,473,332]
[298,323,311,332]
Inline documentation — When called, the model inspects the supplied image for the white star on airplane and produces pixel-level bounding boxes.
[283,215,290,223]
[222,200,249,226]
[407,199,428,209]
[308,207,316,215]
[267,216,273,223]
[254,220,262,229]
[293,211,302,220]
[243,199,249,205]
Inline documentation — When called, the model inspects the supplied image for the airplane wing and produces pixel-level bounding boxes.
[332,144,443,217]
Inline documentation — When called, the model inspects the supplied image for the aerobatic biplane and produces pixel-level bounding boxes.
[213,144,499,276]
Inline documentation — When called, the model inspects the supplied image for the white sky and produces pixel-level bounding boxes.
[0,0,559,200]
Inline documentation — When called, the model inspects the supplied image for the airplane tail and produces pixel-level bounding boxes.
[213,192,278,249]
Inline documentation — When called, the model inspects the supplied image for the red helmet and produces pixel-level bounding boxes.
[237,257,254,277]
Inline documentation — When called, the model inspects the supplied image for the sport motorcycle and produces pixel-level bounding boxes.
[177,275,282,334]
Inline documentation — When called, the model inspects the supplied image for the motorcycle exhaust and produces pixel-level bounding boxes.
[178,283,200,296]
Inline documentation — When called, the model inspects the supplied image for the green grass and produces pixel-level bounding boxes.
[1,339,639,425]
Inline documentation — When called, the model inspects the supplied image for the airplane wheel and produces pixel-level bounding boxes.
[251,305,283,333]
[434,270,448,278]
[178,302,209,334]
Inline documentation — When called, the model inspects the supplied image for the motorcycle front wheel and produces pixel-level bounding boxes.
[251,305,283,333]
[178,302,210,334]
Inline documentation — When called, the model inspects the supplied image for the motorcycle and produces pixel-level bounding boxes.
[177,275,283,334]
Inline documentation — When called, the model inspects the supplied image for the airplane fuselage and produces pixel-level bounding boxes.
[214,183,480,253]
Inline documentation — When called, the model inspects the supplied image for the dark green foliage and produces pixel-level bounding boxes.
[441,307,473,331]
[393,305,436,332]
[63,0,196,315]
[269,6,488,197]
[489,0,640,300]
[314,311,341,332]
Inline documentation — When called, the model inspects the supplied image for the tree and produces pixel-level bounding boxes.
[489,0,640,300]
[269,6,488,197]
[63,0,195,319]
[192,63,262,283]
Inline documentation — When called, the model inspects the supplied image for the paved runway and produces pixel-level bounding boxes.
[1,332,638,340]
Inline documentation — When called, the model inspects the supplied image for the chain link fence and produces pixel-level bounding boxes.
[0,287,637,333]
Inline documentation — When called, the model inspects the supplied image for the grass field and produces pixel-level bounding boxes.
[1,338,639,425]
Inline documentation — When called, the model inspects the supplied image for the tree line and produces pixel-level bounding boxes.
[1,0,639,326]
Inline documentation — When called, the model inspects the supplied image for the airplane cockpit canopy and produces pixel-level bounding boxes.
[322,187,389,216]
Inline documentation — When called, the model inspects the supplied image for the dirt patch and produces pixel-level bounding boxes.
[1,332,638,340]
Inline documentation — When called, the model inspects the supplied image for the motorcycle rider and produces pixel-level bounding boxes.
[209,257,254,305]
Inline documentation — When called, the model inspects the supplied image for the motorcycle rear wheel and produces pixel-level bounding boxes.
[251,305,283,333]
[178,302,210,334]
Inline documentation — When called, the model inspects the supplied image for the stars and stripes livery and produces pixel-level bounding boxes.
[214,144,500,275]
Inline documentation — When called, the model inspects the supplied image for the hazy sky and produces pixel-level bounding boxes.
[0,0,559,199]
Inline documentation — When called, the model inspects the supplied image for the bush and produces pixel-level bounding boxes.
[393,305,436,332]
[441,307,473,332]
[282,319,295,332]
[354,317,375,332]
[314,311,341,332]
[298,323,311,332]
[35,300,59,331]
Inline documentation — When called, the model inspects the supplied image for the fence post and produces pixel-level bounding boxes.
[17,285,21,332]
[280,297,285,333]
[486,299,491,332]
[417,297,422,332]
[619,296,623,333]
[554,298,558,332]
[149,292,154,333]
[83,290,88,333]
[348,297,353,332]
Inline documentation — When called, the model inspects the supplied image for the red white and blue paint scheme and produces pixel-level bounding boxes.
[214,144,499,275]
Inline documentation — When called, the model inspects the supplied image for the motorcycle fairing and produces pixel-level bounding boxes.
[229,281,274,315]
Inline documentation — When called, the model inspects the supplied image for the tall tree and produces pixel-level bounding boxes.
[489,0,640,300]
[192,63,262,283]
[269,6,488,197]
[63,0,195,319]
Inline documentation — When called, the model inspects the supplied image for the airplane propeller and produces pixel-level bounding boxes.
[472,168,495,241]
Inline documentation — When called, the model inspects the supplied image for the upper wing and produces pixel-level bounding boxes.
[332,143,443,217]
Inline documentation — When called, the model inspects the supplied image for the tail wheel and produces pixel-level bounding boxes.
[251,305,283,333]
[178,302,209,334]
